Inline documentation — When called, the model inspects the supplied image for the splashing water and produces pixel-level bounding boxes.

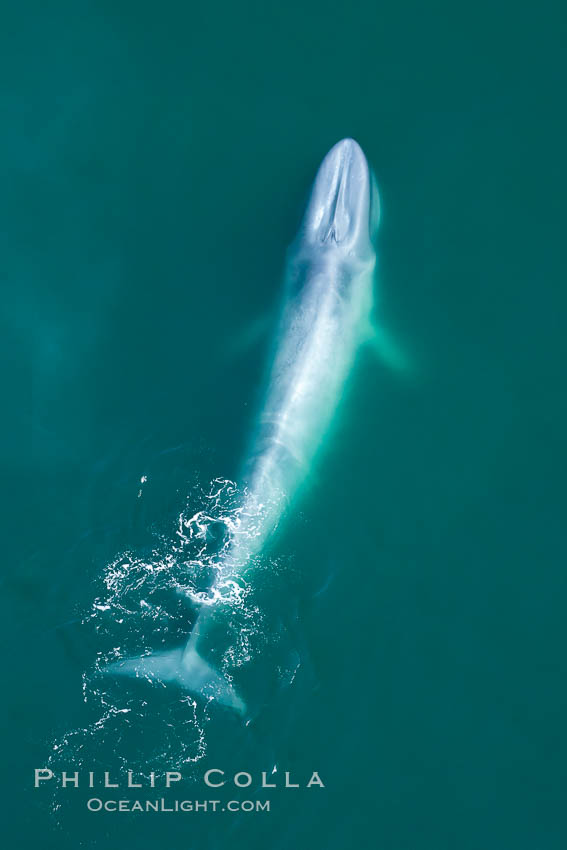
[47,477,295,817]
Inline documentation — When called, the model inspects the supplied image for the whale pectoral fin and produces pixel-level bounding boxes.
[103,647,247,716]
[365,321,414,375]
[226,312,274,357]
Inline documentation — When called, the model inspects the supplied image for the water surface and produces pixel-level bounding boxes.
[1,1,565,848]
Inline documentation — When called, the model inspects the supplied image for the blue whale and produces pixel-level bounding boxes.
[107,139,384,713]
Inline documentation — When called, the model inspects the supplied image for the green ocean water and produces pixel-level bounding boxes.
[1,1,566,848]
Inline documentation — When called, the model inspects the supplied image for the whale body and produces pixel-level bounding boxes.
[108,139,382,713]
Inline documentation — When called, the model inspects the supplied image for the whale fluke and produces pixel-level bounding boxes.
[104,647,246,715]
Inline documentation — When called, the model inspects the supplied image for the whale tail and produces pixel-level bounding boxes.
[103,646,247,716]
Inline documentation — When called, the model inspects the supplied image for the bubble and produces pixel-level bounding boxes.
[46,477,300,825]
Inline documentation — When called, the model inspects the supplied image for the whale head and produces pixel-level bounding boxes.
[298,138,379,263]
